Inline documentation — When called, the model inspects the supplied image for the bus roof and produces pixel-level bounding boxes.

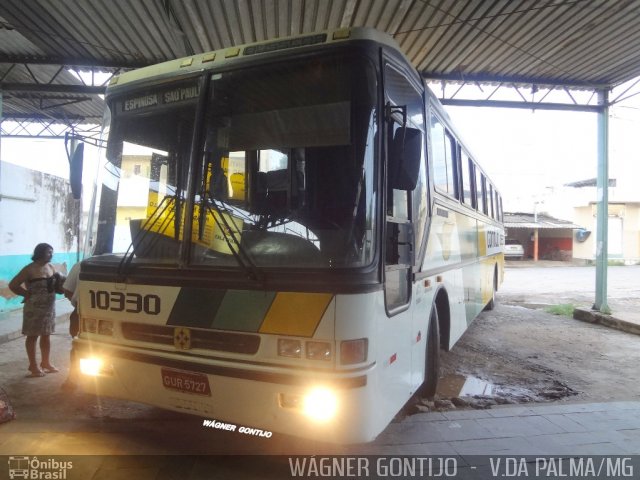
[108,27,404,91]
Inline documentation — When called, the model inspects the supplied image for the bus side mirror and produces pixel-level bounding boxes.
[390,127,421,191]
[69,143,84,200]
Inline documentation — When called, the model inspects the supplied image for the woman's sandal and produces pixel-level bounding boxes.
[26,368,46,378]
[40,364,59,374]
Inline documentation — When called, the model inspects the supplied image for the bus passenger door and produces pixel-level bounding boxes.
[382,62,425,394]
[383,63,424,314]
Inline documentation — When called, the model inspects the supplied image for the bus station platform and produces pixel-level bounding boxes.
[573,306,640,336]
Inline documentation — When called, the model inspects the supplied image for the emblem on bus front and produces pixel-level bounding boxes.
[174,327,191,350]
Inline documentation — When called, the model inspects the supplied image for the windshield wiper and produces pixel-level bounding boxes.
[117,194,178,278]
[342,166,366,263]
[202,191,264,284]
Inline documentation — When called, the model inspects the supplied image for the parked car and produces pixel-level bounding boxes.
[504,239,525,260]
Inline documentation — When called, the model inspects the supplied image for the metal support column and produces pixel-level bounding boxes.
[593,90,611,314]
[67,135,82,263]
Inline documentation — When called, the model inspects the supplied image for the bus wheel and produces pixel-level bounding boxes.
[420,305,440,398]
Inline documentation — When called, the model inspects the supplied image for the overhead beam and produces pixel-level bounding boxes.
[429,78,607,112]
[2,113,100,121]
[440,98,602,113]
[1,83,106,94]
[0,55,148,69]
[424,72,609,91]
[1,117,102,138]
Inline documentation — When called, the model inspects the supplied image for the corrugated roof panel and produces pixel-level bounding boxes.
[484,2,570,79]
[288,0,306,35]
[41,2,111,61]
[396,2,446,67]
[496,3,594,80]
[112,1,186,61]
[357,0,389,28]
[534,2,632,84]
[2,0,640,129]
[77,1,137,64]
[181,0,238,51]
[3,2,98,64]
[566,18,640,83]
[1,0,640,86]
[0,15,46,60]
[430,1,498,74]
[505,222,583,230]
[448,1,561,82]
[70,0,139,65]
[504,213,582,230]
[406,0,640,86]
[421,0,486,73]
[348,0,379,29]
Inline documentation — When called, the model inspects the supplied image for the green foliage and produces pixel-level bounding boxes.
[545,304,575,316]
[607,260,625,266]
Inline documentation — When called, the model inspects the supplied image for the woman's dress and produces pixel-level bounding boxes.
[21,277,56,336]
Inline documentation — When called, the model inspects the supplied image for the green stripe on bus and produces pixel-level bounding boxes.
[212,290,276,332]
[167,288,226,328]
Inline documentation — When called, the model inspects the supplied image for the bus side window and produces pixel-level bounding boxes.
[489,184,494,218]
[430,115,457,198]
[384,64,426,250]
[475,165,486,214]
[446,132,458,199]
[460,150,472,206]
[481,175,488,215]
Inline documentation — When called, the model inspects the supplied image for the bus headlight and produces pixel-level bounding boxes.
[79,357,113,376]
[306,341,332,361]
[83,318,97,333]
[79,357,103,376]
[302,387,338,422]
[82,318,113,336]
[278,338,332,361]
[278,339,302,358]
[98,320,114,336]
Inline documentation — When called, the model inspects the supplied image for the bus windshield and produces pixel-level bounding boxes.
[93,54,378,270]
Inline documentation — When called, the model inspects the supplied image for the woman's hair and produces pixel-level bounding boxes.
[32,243,54,261]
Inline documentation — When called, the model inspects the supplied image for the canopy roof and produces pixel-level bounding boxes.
[1,0,639,131]
[505,212,583,230]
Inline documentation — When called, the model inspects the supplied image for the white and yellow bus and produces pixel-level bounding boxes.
[74,27,504,443]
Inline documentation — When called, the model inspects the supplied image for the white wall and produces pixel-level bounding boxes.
[1,162,78,255]
[0,162,80,311]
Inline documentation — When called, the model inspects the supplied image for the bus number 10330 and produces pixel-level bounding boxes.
[88,289,161,315]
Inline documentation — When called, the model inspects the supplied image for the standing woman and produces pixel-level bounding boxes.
[9,243,63,377]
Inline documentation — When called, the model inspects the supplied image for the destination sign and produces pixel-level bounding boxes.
[116,83,200,114]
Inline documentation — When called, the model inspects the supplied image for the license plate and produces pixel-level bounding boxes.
[161,368,211,396]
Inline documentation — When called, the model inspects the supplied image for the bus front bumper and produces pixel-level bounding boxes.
[72,341,382,444]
